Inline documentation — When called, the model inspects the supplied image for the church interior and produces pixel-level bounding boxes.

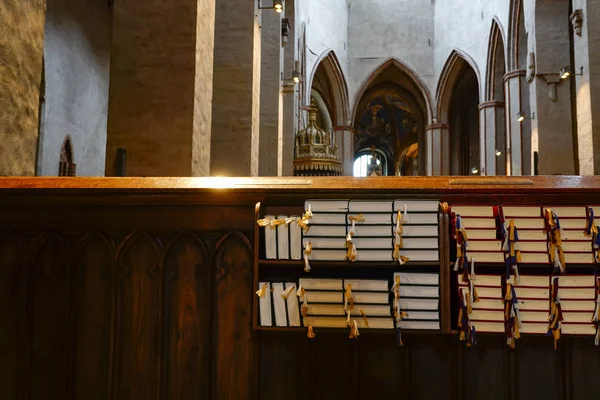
[3,1,600,399]
[1,0,597,178]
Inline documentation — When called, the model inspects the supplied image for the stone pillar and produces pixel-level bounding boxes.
[532,0,575,175]
[281,0,297,177]
[425,123,450,175]
[572,0,600,174]
[504,70,532,176]
[334,126,354,175]
[478,101,506,176]
[106,0,215,176]
[211,0,261,176]
[258,10,282,176]
[0,0,45,176]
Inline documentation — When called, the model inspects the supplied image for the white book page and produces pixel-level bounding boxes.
[258,282,272,326]
[289,218,302,260]
[264,215,277,259]
[393,200,439,213]
[272,283,288,327]
[277,215,289,259]
[284,283,301,326]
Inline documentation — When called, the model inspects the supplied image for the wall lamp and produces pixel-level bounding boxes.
[282,61,302,84]
[259,0,283,13]
[560,65,583,79]
[517,111,535,123]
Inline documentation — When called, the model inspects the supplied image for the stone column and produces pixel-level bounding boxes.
[531,1,575,175]
[503,70,532,176]
[211,0,262,176]
[334,126,354,175]
[106,0,215,176]
[258,9,282,176]
[0,0,45,176]
[424,123,450,175]
[281,0,297,176]
[572,1,600,174]
[478,101,506,176]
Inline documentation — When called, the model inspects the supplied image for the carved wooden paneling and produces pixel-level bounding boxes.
[212,232,255,400]
[164,233,211,400]
[71,232,115,400]
[115,233,163,400]
[0,231,28,399]
[29,233,70,400]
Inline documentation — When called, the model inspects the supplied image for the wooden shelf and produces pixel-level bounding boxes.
[256,326,442,335]
[258,259,440,268]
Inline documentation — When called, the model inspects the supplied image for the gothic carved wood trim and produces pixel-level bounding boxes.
[212,231,255,400]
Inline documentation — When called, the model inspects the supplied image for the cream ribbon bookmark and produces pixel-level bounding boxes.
[303,242,312,272]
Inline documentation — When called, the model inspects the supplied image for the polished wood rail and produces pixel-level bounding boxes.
[1,176,599,400]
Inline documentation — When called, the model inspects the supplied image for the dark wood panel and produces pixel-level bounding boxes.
[258,331,310,400]
[164,233,211,400]
[357,335,406,399]
[29,233,70,400]
[409,336,452,400]
[462,336,507,400]
[0,231,28,400]
[567,337,600,400]
[212,232,256,400]
[71,232,114,400]
[312,333,353,400]
[515,336,560,400]
[114,233,163,400]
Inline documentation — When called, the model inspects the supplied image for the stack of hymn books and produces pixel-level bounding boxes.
[261,215,302,260]
[257,274,441,331]
[302,199,440,262]
[257,282,302,327]
[450,205,599,264]
[300,278,394,329]
[393,272,441,330]
[457,274,597,335]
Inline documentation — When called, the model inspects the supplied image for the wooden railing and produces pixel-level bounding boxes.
[1,176,600,400]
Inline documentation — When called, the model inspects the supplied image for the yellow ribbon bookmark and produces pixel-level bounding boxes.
[256,283,268,298]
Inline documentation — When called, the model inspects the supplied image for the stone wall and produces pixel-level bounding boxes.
[39,0,111,176]
[0,0,45,176]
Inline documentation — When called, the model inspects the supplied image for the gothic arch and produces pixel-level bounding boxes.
[59,135,76,176]
[436,49,481,175]
[485,18,507,101]
[351,59,430,175]
[307,50,349,127]
[352,58,433,124]
[436,49,482,123]
[508,0,527,71]
[484,20,508,175]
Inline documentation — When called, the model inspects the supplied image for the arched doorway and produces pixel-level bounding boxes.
[437,51,481,175]
[352,60,430,176]
[305,50,350,173]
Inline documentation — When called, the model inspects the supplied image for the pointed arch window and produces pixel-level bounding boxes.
[59,136,76,177]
